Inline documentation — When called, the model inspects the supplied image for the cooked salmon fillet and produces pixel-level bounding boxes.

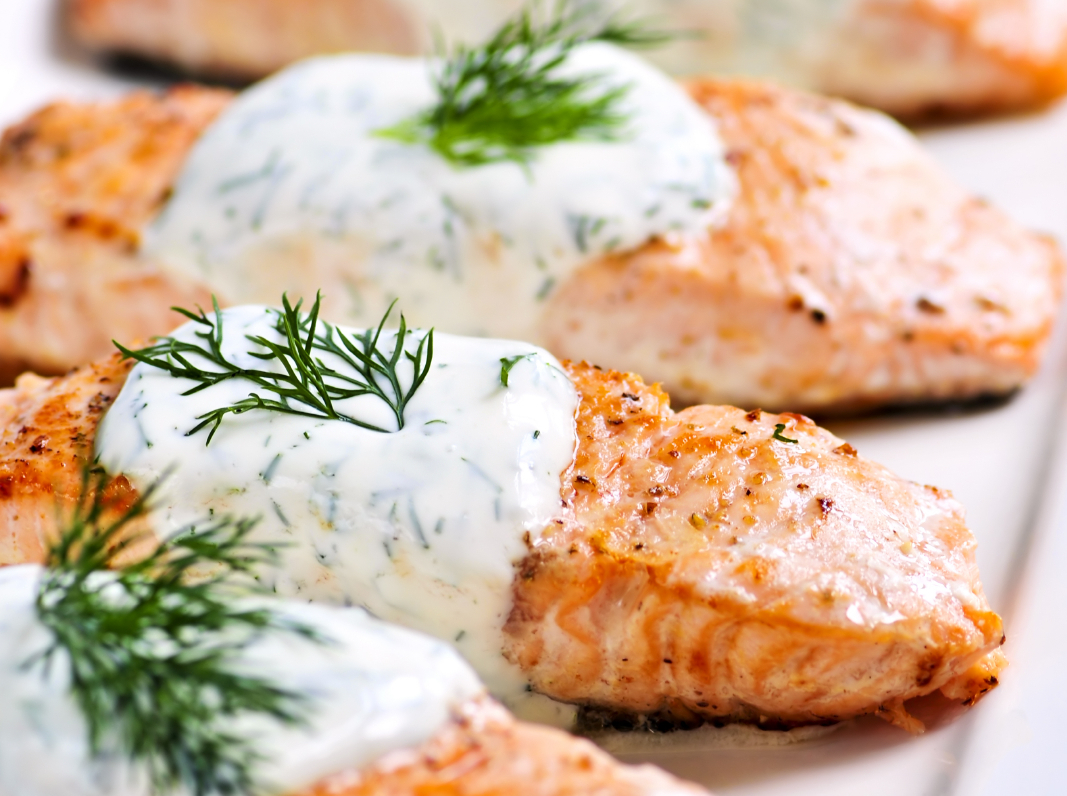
[544,79,1065,410]
[0,356,136,566]
[64,0,1067,118]
[0,86,224,384]
[819,0,1067,118]
[66,0,420,82]
[301,696,705,795]
[0,81,1060,411]
[0,353,1005,731]
[507,361,1005,731]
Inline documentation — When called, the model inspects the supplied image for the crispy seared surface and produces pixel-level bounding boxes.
[0,355,134,566]
[544,80,1064,411]
[300,696,704,795]
[0,81,1061,410]
[0,355,1004,730]
[0,86,229,232]
[64,0,1067,118]
[67,0,420,81]
[0,86,225,381]
[505,362,1005,730]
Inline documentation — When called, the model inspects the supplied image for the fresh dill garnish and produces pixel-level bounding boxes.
[29,467,317,796]
[499,353,535,387]
[772,423,798,444]
[376,0,672,167]
[116,294,434,445]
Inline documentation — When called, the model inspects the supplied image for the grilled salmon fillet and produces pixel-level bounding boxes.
[0,86,224,384]
[818,0,1067,118]
[64,0,1067,118]
[0,356,136,566]
[545,79,1065,410]
[0,81,1060,411]
[0,353,1005,731]
[66,0,420,82]
[302,696,705,796]
[508,361,1005,731]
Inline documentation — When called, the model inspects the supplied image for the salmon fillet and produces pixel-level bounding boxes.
[820,0,1067,118]
[544,80,1065,410]
[301,696,705,795]
[66,0,420,82]
[0,356,136,566]
[507,362,1004,731]
[0,81,1060,411]
[0,86,225,383]
[64,0,1067,118]
[0,353,1005,731]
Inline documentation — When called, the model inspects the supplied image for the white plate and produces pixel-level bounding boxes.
[3,3,1066,793]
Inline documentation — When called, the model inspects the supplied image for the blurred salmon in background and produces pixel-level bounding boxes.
[65,0,1067,119]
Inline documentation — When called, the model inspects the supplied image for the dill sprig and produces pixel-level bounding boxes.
[376,0,672,167]
[772,423,798,444]
[29,467,316,796]
[499,353,534,387]
[115,293,434,444]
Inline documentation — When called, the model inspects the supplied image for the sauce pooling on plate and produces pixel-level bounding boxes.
[144,43,734,341]
[95,305,578,713]
[0,564,484,796]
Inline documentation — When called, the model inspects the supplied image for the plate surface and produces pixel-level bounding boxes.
[3,3,1066,793]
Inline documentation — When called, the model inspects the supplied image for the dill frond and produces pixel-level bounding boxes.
[29,467,317,796]
[115,293,434,445]
[376,1,672,167]
[499,353,535,387]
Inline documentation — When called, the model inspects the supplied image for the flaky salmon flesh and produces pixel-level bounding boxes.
[0,353,1005,733]
[64,0,1067,119]
[0,80,1060,411]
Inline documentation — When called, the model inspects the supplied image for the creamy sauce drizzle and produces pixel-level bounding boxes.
[145,43,733,341]
[95,305,578,713]
[0,564,484,796]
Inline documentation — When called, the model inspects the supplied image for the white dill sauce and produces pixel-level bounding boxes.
[144,42,734,340]
[94,305,579,718]
[0,564,484,796]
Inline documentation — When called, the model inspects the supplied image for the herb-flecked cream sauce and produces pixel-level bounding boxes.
[94,305,579,716]
[0,564,484,796]
[144,42,734,341]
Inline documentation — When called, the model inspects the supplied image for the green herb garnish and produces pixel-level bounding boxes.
[29,468,315,796]
[772,423,798,444]
[116,294,434,444]
[376,1,671,167]
[500,353,535,387]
